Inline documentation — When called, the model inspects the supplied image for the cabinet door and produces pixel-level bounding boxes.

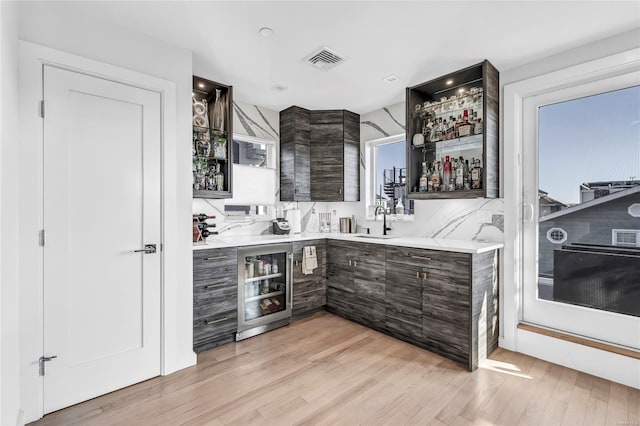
[384,258,423,342]
[326,240,354,293]
[351,242,385,329]
[310,111,345,201]
[280,106,310,201]
[193,247,238,353]
[421,252,471,366]
[342,111,360,202]
[292,240,326,318]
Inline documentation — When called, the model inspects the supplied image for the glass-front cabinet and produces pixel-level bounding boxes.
[237,244,292,340]
[406,60,499,199]
[192,75,233,199]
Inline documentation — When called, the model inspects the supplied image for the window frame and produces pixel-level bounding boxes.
[612,228,640,247]
[364,133,408,219]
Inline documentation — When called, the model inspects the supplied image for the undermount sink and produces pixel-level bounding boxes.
[354,234,395,240]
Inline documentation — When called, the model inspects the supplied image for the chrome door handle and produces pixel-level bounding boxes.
[39,355,57,376]
[134,244,156,254]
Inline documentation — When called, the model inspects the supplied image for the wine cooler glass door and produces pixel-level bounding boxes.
[238,244,292,334]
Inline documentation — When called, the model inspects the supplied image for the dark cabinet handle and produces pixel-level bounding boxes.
[205,317,228,325]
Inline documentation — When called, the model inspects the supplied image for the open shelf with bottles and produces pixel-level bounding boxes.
[192,75,233,199]
[406,60,499,199]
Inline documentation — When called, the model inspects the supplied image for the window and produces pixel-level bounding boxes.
[612,229,640,247]
[546,227,567,244]
[365,135,413,217]
[225,135,277,218]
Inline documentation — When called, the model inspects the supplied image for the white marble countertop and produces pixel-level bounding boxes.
[193,233,503,254]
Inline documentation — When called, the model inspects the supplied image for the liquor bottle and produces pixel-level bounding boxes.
[193,214,216,222]
[465,160,472,190]
[443,156,452,192]
[455,156,465,190]
[432,117,444,142]
[423,118,434,143]
[419,162,429,192]
[471,158,483,189]
[458,109,472,137]
[447,117,456,140]
[431,161,441,192]
[214,163,224,191]
[475,117,483,135]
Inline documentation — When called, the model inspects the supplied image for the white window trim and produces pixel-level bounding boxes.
[546,227,567,244]
[503,47,640,389]
[364,133,412,220]
[612,229,640,247]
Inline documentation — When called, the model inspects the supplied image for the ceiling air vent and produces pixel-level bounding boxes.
[303,46,345,71]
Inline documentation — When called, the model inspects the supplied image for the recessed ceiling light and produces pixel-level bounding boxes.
[271,84,287,92]
[259,27,274,37]
[383,74,400,83]
[446,79,454,85]
[198,83,205,88]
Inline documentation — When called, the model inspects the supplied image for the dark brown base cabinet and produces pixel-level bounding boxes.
[193,247,238,353]
[292,240,327,320]
[327,241,499,371]
[192,240,498,370]
[326,241,386,331]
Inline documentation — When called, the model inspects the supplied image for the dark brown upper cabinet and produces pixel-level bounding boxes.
[406,60,499,199]
[280,107,360,202]
[280,106,311,201]
[192,75,233,199]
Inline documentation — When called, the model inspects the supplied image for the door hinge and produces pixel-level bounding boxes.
[39,229,45,246]
[39,355,57,376]
[40,100,45,118]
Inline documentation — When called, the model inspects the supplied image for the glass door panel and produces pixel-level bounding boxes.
[242,252,288,321]
[522,73,640,349]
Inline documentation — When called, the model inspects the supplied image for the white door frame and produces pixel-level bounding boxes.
[503,47,640,389]
[18,41,196,422]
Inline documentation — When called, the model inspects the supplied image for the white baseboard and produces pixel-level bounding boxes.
[517,328,640,389]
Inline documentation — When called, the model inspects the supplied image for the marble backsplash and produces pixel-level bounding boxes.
[194,100,504,244]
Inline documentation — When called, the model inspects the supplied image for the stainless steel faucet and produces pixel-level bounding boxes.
[374,205,391,236]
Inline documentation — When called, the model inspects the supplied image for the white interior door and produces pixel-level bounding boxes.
[42,65,162,414]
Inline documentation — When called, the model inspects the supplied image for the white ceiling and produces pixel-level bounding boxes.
[20,1,640,114]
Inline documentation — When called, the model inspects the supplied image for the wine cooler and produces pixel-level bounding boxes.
[236,244,292,340]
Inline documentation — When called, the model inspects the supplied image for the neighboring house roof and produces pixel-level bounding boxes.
[540,186,640,222]
[538,190,567,208]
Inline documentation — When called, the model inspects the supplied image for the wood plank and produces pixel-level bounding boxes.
[30,313,639,426]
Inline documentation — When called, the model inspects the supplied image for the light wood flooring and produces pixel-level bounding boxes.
[32,312,639,426]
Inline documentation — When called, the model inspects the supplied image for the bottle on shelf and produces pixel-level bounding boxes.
[211,88,225,132]
[195,222,217,230]
[465,160,472,190]
[475,117,483,135]
[213,136,227,159]
[455,156,465,190]
[431,160,441,192]
[471,158,483,189]
[443,156,452,192]
[419,161,429,192]
[193,214,216,222]
[200,229,218,238]
[214,163,224,191]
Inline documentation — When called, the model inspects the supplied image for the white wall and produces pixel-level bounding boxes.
[16,2,196,422]
[1,2,22,424]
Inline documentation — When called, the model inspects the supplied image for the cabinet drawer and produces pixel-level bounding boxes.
[194,286,237,316]
[193,247,237,281]
[385,247,443,267]
[193,310,237,345]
